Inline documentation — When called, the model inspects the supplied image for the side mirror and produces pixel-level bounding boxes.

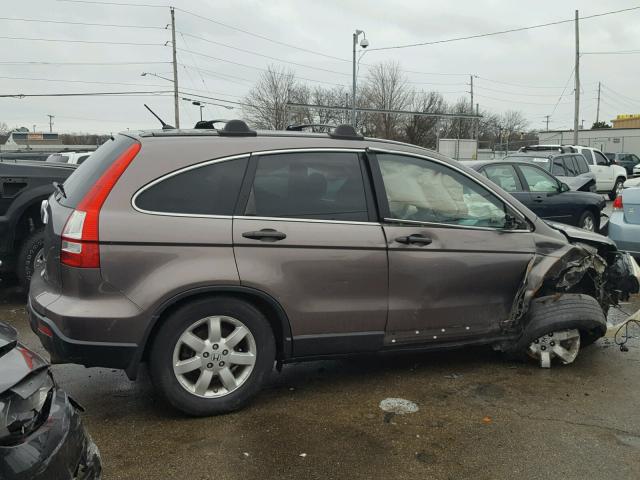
[559,182,571,193]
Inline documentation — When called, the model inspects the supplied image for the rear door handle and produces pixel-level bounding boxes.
[533,196,544,202]
[242,228,287,241]
[395,234,432,245]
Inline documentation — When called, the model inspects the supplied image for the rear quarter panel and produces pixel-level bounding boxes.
[99,137,242,315]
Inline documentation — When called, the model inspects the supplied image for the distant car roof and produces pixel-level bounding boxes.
[464,159,548,171]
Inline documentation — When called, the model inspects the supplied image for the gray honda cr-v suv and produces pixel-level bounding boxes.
[29,121,639,416]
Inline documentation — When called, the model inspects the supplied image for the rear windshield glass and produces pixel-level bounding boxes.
[60,134,137,208]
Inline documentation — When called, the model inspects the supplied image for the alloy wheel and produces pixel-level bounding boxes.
[581,215,594,231]
[616,181,624,196]
[528,329,581,368]
[172,316,257,398]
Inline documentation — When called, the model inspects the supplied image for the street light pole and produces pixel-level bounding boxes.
[351,29,369,127]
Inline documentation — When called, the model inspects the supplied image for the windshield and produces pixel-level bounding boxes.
[46,154,69,164]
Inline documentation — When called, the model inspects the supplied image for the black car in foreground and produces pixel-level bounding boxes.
[0,322,101,480]
[466,160,606,232]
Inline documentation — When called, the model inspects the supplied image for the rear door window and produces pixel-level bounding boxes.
[564,157,579,176]
[482,164,523,192]
[135,157,248,215]
[61,135,137,208]
[519,165,559,192]
[552,158,566,176]
[246,152,368,221]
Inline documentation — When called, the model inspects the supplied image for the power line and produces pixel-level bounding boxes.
[601,84,640,105]
[177,32,351,77]
[368,6,640,51]
[0,91,174,98]
[474,93,569,106]
[0,35,164,46]
[0,16,165,29]
[55,0,168,7]
[548,66,575,117]
[583,49,640,55]
[0,75,176,88]
[0,61,172,66]
[474,84,574,98]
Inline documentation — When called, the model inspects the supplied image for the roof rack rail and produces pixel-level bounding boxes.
[194,119,229,129]
[328,124,363,140]
[217,119,257,137]
[286,123,335,132]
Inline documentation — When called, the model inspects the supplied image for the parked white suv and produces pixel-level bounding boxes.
[570,146,626,199]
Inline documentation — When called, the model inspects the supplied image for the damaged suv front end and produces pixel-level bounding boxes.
[503,221,640,366]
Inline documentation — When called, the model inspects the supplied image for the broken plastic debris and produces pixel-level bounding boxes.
[299,453,307,457]
[444,373,462,379]
[379,398,419,415]
[482,416,492,424]
[243,452,250,457]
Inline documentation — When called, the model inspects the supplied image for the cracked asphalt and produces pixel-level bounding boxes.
[1,280,639,480]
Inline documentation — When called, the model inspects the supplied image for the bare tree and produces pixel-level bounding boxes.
[500,110,529,140]
[243,65,298,130]
[361,61,411,140]
[403,91,446,148]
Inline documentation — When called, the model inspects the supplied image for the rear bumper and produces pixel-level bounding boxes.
[28,297,138,370]
[0,389,102,480]
[608,212,640,257]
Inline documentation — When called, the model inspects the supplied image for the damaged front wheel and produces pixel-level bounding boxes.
[527,329,581,368]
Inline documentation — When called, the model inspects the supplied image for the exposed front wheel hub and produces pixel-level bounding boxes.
[528,329,581,368]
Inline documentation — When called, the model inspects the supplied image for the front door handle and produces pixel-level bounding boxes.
[533,195,544,202]
[242,228,287,241]
[395,234,432,245]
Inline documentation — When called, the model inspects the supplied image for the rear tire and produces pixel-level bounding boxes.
[149,296,275,416]
[609,178,624,200]
[16,228,44,289]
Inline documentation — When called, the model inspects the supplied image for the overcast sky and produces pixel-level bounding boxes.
[1,0,639,134]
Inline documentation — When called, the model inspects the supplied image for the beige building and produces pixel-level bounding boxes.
[612,114,640,129]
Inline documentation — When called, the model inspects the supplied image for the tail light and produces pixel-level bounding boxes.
[60,142,141,268]
[613,195,623,211]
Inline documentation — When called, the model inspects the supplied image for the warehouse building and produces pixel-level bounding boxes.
[538,127,640,157]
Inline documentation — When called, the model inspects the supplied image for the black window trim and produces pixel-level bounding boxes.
[234,148,380,226]
[366,149,532,232]
[131,153,251,218]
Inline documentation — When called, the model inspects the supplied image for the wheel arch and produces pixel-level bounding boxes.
[128,286,293,379]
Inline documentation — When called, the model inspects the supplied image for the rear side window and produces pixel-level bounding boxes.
[581,149,594,164]
[246,152,368,221]
[61,135,137,208]
[519,165,559,193]
[551,158,566,176]
[482,164,523,192]
[575,155,590,174]
[564,157,579,176]
[135,157,248,216]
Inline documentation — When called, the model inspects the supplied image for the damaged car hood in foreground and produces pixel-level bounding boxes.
[0,322,102,480]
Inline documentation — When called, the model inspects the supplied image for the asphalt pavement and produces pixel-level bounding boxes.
[1,279,639,480]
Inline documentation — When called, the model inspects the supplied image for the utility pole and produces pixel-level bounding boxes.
[545,115,550,132]
[47,114,54,133]
[596,81,601,124]
[573,9,580,145]
[475,103,479,141]
[470,75,474,138]
[170,7,180,128]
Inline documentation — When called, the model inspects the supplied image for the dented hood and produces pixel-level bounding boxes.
[0,322,49,394]
[544,221,617,249]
